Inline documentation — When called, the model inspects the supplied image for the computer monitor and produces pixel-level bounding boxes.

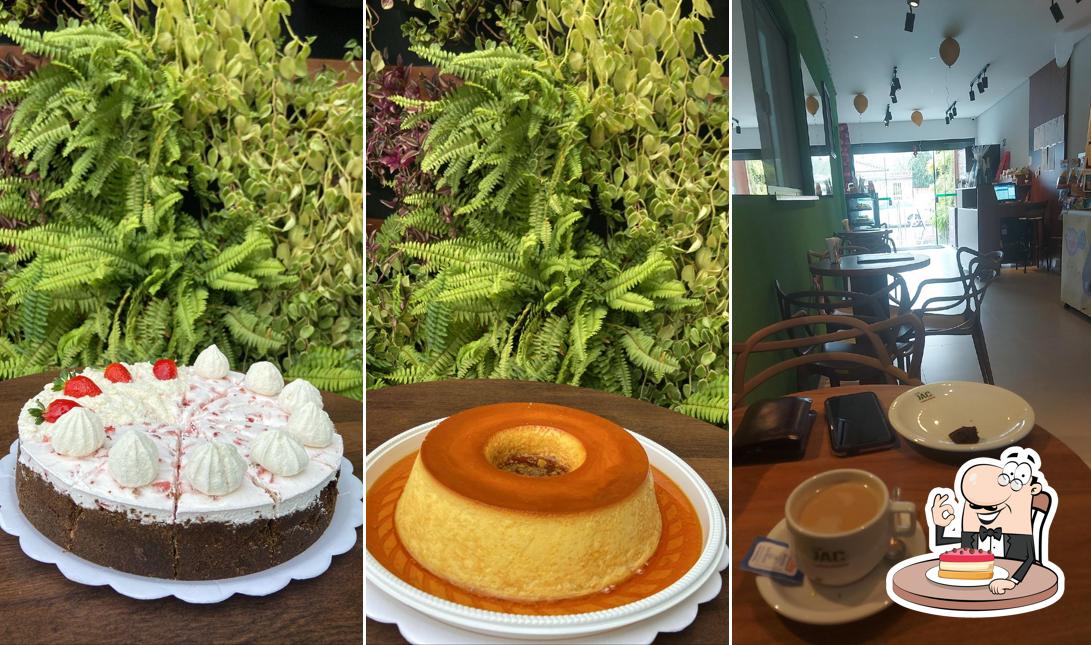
[994,182,1017,202]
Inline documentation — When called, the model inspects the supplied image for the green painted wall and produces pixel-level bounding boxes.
[732,0,845,403]
[732,196,842,401]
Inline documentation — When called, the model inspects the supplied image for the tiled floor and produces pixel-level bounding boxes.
[904,247,1091,465]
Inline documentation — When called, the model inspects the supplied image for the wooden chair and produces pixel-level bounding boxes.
[907,247,1003,384]
[774,281,915,389]
[732,313,925,407]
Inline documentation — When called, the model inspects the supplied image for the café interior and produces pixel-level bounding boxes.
[732,0,1091,638]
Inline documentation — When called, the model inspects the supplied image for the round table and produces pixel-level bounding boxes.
[732,385,1091,642]
[810,253,930,295]
[366,380,728,645]
[0,372,363,644]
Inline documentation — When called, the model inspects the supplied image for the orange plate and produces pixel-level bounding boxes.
[366,451,703,615]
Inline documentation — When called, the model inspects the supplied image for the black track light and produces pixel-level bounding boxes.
[982,75,988,90]
[1051,1,1064,22]
[945,115,951,124]
[969,88,976,101]
[952,106,957,117]
[905,11,915,31]
[977,80,985,93]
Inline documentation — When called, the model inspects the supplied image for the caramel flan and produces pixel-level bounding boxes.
[393,403,662,602]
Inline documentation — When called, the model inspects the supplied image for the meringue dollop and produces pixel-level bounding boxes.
[51,407,106,457]
[183,440,247,495]
[194,344,230,379]
[108,429,159,487]
[285,401,335,448]
[277,378,323,412]
[244,361,284,396]
[251,428,309,476]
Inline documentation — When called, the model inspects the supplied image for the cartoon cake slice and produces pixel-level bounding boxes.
[938,547,995,580]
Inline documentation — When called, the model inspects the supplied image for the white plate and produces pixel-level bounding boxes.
[924,564,1009,587]
[887,381,1035,452]
[364,417,728,641]
[366,550,729,644]
[755,518,926,626]
[0,440,362,603]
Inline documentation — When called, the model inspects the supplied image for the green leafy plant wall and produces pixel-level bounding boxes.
[367,0,728,424]
[0,0,363,397]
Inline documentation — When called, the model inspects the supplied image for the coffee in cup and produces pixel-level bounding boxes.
[785,469,915,586]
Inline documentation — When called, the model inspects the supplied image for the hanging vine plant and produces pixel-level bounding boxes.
[0,0,363,397]
[367,0,727,425]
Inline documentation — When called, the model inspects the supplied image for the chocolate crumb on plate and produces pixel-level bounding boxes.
[948,425,979,444]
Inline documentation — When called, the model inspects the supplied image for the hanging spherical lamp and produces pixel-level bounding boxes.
[939,37,960,67]
[853,94,869,115]
[911,110,924,126]
[806,95,820,116]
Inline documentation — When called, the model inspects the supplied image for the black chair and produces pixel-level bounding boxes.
[906,247,1003,384]
[774,280,920,389]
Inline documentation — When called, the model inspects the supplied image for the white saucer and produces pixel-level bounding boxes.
[755,518,926,625]
[924,564,1009,587]
[887,382,1034,452]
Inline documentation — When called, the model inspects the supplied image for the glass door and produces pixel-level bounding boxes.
[853,149,963,249]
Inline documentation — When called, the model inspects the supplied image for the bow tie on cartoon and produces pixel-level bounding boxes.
[979,527,1003,541]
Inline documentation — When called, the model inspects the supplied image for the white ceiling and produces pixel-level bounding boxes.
[733,0,1091,127]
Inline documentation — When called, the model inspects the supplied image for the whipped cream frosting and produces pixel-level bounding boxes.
[286,402,335,447]
[108,429,159,487]
[17,361,343,525]
[251,428,309,476]
[244,361,284,396]
[51,408,106,457]
[278,378,324,412]
[182,440,247,496]
[193,345,230,379]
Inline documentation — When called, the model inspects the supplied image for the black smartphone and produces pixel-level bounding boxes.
[825,392,898,456]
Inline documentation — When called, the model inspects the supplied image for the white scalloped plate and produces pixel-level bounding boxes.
[0,440,362,603]
[366,550,729,644]
[364,417,728,641]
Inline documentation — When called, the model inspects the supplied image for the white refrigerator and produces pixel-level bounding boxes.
[1061,209,1091,314]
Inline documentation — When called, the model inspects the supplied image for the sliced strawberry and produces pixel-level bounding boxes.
[104,362,132,383]
[43,399,81,423]
[153,359,178,380]
[63,375,102,398]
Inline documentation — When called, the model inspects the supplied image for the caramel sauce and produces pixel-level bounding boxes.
[366,451,703,615]
[497,454,568,477]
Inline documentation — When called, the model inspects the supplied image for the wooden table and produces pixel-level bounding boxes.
[810,253,930,295]
[0,373,362,644]
[733,385,1091,642]
[366,380,728,645]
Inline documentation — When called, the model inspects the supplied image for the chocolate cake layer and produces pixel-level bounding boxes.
[16,457,339,580]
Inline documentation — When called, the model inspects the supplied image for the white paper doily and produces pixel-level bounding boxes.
[365,547,728,644]
[0,440,362,603]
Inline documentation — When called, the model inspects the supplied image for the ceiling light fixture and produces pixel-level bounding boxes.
[970,64,990,102]
[732,117,741,134]
[905,1,917,32]
[1051,1,1064,22]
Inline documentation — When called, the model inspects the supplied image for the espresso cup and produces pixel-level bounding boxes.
[784,469,916,587]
